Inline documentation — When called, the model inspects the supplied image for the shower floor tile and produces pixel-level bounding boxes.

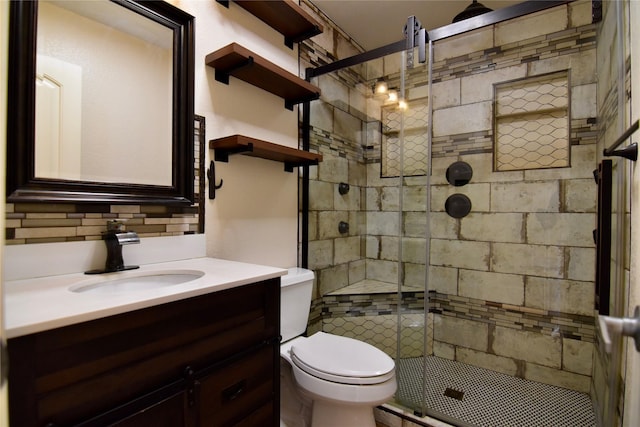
[396,356,596,427]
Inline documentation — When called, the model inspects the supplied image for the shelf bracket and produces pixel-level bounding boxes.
[284,92,320,111]
[214,56,255,85]
[214,142,254,163]
[284,159,319,172]
[285,26,322,49]
[284,162,296,172]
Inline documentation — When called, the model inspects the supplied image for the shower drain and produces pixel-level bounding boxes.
[444,387,465,401]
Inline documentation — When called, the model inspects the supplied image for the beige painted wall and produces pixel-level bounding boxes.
[168,0,301,268]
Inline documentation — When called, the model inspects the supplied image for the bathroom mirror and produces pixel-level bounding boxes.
[6,0,195,204]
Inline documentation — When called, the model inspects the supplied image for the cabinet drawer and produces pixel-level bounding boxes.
[198,345,276,427]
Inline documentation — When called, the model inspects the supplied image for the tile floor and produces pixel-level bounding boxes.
[391,356,596,427]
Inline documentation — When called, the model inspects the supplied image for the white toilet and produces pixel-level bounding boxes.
[280,268,397,427]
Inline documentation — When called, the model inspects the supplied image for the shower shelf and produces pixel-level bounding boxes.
[216,0,323,48]
[205,43,321,110]
[210,134,322,172]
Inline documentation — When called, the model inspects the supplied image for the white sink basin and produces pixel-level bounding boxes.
[69,270,205,294]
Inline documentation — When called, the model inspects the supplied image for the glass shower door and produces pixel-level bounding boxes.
[391,44,430,417]
[421,9,598,426]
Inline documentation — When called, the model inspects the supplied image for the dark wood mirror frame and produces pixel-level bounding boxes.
[6,0,195,204]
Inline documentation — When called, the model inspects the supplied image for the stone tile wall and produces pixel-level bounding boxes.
[301,0,599,395]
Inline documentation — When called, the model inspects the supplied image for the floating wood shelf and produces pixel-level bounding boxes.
[205,43,321,110]
[217,0,323,48]
[210,135,323,172]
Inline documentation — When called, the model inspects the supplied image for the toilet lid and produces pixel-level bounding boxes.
[290,332,395,385]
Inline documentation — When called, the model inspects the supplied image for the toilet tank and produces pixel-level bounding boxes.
[280,267,315,343]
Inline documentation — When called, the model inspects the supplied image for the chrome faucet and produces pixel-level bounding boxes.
[85,220,140,274]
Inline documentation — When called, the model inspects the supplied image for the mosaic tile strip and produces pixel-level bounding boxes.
[322,291,425,318]
[6,203,199,244]
[431,292,595,342]
[315,283,594,343]
[430,25,597,83]
[311,124,365,163]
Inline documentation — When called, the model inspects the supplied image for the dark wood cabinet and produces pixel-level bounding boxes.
[108,389,192,427]
[197,345,275,426]
[7,279,281,427]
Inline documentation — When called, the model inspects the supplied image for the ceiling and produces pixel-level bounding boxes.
[310,0,524,50]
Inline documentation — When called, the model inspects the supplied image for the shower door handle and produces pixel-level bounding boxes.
[598,306,640,353]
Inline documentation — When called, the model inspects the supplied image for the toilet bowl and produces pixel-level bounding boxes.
[280,268,396,427]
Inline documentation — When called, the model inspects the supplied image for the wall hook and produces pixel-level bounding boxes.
[207,160,223,199]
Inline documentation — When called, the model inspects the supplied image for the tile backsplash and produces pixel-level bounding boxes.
[6,202,199,245]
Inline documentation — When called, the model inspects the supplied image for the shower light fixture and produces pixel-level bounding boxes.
[373,79,388,94]
[398,99,408,110]
[452,0,493,23]
[388,90,398,102]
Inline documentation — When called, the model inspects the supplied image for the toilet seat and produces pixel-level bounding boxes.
[290,332,395,385]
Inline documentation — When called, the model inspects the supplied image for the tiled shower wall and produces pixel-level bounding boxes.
[301,0,599,394]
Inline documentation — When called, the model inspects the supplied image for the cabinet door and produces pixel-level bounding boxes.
[197,345,276,426]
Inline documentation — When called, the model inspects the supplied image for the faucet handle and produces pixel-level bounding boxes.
[107,219,126,232]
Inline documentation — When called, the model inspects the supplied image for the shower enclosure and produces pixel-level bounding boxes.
[300,1,605,425]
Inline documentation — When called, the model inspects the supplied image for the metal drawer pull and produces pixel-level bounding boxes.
[223,379,246,401]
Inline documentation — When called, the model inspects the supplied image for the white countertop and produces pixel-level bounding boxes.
[4,257,286,339]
